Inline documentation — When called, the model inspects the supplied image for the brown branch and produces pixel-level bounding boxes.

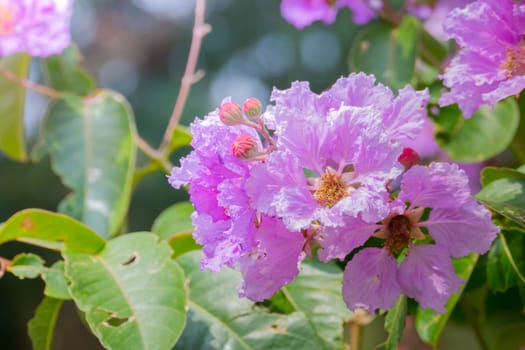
[0,67,61,99]
[160,0,211,154]
[135,133,172,173]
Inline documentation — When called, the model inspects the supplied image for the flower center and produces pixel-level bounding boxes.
[313,172,347,208]
[0,1,15,36]
[384,215,412,254]
[501,43,525,78]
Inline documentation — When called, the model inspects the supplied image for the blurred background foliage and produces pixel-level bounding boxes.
[0,0,523,349]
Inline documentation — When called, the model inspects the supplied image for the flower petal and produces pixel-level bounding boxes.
[398,245,463,313]
[343,248,402,312]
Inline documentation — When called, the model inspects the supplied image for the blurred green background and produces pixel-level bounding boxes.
[0,0,523,349]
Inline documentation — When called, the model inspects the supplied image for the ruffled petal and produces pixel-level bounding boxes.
[424,200,499,257]
[343,248,402,312]
[399,163,471,209]
[398,245,463,313]
[318,217,379,261]
[238,216,306,301]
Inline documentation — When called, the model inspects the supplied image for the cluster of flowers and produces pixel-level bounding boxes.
[0,0,72,57]
[169,73,499,313]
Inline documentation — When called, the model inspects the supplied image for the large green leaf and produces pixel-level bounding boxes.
[0,53,30,161]
[42,45,95,96]
[0,209,105,253]
[348,16,419,90]
[376,295,407,350]
[480,166,525,187]
[415,253,478,347]
[434,99,520,162]
[28,297,64,350]
[151,201,200,258]
[487,229,525,292]
[41,261,71,300]
[281,259,352,348]
[477,178,525,228]
[33,90,137,238]
[64,233,187,350]
[175,251,327,350]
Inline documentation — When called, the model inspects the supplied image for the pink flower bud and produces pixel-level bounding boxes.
[243,98,262,118]
[231,134,258,160]
[219,101,244,125]
[398,147,420,170]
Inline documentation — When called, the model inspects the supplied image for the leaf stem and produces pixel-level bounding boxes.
[0,67,61,99]
[0,256,12,278]
[159,0,211,155]
[135,133,172,173]
[460,296,490,350]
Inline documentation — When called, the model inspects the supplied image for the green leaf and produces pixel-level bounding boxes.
[477,178,525,228]
[33,90,137,238]
[42,45,95,96]
[487,229,525,292]
[416,253,478,347]
[28,297,64,350]
[480,166,525,187]
[151,201,200,258]
[435,99,520,162]
[376,295,407,350]
[42,261,71,300]
[281,259,352,348]
[0,209,105,254]
[65,232,187,350]
[417,28,448,69]
[8,253,44,279]
[0,53,30,161]
[348,16,420,90]
[169,126,192,153]
[175,251,327,350]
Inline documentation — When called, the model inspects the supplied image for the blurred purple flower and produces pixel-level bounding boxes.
[0,0,72,57]
[341,163,499,313]
[439,0,525,117]
[280,0,341,29]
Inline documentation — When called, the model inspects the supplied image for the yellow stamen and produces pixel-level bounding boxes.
[501,44,525,78]
[313,172,346,208]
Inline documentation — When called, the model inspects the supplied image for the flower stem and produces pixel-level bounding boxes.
[350,321,362,350]
[0,67,61,99]
[159,0,211,156]
[0,256,12,279]
[135,133,172,173]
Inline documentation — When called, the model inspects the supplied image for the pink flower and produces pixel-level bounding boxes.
[439,0,525,117]
[0,0,72,57]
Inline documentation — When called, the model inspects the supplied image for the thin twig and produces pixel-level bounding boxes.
[135,133,172,173]
[0,256,12,279]
[0,67,61,99]
[160,0,211,154]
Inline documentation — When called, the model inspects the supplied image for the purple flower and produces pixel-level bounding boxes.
[280,0,382,28]
[238,216,306,301]
[169,99,308,300]
[439,0,525,117]
[0,0,72,57]
[247,73,429,232]
[340,162,499,313]
[280,0,341,29]
[168,102,261,271]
